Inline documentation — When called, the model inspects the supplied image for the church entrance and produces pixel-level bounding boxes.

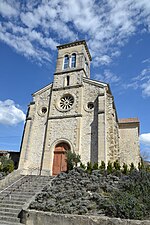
[52,142,70,176]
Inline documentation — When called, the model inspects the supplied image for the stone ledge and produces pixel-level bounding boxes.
[48,114,82,120]
[21,210,150,225]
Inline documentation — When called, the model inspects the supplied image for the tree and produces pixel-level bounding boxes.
[0,155,14,173]
[107,161,113,174]
[113,160,121,171]
[65,151,81,172]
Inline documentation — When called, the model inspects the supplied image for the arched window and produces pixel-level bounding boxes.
[71,53,76,68]
[64,55,69,69]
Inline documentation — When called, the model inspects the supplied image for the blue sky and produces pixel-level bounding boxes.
[0,0,150,161]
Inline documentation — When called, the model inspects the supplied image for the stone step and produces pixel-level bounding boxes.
[0,220,23,225]
[0,211,19,218]
[4,187,38,192]
[0,191,35,197]
[0,207,20,213]
[0,203,22,209]
[0,199,26,205]
[0,215,20,223]
[19,183,48,187]
[0,175,52,224]
[2,196,29,202]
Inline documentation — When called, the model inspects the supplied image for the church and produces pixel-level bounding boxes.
[18,40,140,176]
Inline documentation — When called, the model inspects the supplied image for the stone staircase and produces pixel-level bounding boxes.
[0,175,52,225]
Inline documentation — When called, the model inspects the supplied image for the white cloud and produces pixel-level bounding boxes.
[0,0,150,65]
[94,55,112,66]
[95,70,120,84]
[0,100,26,126]
[124,67,150,97]
[142,58,150,64]
[140,132,150,161]
[141,80,150,97]
[140,133,150,146]
[140,133,150,161]
[0,0,19,17]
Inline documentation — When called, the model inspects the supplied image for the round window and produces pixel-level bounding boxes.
[87,102,94,110]
[59,94,74,110]
[38,106,48,116]
[41,107,47,114]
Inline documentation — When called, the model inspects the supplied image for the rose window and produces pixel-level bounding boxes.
[59,94,74,110]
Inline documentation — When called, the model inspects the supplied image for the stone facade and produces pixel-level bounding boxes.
[18,40,141,176]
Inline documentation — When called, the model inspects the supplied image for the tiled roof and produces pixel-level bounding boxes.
[118,118,139,123]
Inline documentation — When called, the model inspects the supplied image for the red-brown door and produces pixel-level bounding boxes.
[52,142,70,176]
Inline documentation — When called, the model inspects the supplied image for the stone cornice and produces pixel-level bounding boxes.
[57,40,92,61]
[52,84,83,91]
[54,68,85,76]
[48,114,82,120]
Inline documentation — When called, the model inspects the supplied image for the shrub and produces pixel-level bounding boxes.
[104,191,146,220]
[104,169,150,220]
[80,162,86,170]
[107,161,113,174]
[93,162,98,170]
[86,162,93,174]
[113,160,121,171]
[99,161,106,173]
[122,163,128,175]
[0,155,14,173]
[65,151,81,172]
[129,162,135,172]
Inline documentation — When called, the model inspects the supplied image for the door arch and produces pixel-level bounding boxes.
[52,142,70,176]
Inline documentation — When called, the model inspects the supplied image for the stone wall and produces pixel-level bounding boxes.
[81,82,103,164]
[106,94,119,163]
[21,210,150,225]
[19,85,51,175]
[0,169,22,189]
[119,121,140,167]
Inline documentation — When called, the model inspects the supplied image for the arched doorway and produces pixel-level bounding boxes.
[52,142,70,175]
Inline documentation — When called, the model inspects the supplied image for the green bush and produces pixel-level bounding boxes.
[86,162,93,174]
[103,169,150,220]
[0,155,14,173]
[104,191,145,220]
[107,161,113,174]
[122,163,128,175]
[99,161,106,173]
[130,162,135,172]
[93,162,98,170]
[113,160,121,171]
[80,162,86,170]
[65,151,81,172]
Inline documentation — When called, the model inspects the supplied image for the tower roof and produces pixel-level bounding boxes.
[57,40,92,61]
[118,118,139,124]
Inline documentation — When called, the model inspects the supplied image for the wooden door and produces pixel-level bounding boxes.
[52,142,70,176]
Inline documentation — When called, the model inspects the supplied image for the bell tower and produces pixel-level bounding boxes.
[53,40,92,89]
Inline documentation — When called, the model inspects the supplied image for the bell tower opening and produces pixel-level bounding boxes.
[52,142,70,176]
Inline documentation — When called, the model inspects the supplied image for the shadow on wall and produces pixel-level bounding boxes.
[90,98,98,164]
